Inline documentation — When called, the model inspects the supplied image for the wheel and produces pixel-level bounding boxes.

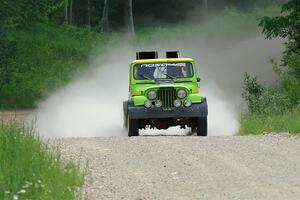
[196,117,207,137]
[123,110,128,129]
[128,115,139,137]
[123,101,128,129]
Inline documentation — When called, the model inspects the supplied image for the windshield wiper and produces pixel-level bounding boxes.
[156,67,176,79]
[164,73,176,79]
[139,74,152,80]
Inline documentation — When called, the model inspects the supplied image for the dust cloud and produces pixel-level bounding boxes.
[34,30,283,138]
[35,45,133,137]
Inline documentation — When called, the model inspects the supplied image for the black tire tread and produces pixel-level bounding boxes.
[196,117,207,137]
[128,117,139,137]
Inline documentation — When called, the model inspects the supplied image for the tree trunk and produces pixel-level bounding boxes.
[202,0,208,20]
[128,0,135,34]
[87,0,91,26]
[294,0,300,50]
[65,0,69,24]
[101,0,109,32]
[70,0,73,24]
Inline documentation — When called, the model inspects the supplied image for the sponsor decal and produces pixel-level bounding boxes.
[140,63,186,68]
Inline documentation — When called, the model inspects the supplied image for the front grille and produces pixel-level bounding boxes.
[157,88,176,110]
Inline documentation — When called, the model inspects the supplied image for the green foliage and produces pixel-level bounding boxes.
[0,23,106,108]
[283,52,300,80]
[242,73,264,112]
[0,33,17,89]
[0,7,279,109]
[72,0,286,30]
[271,53,300,106]
[241,1,300,135]
[259,14,291,39]
[0,0,285,31]
[241,55,300,134]
[242,73,291,115]
[241,53,300,135]
[259,0,300,46]
[0,125,83,199]
[259,0,300,80]
[240,112,300,135]
[0,0,48,28]
[281,75,300,106]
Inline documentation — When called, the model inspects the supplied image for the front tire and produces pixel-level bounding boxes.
[128,115,139,137]
[196,117,207,137]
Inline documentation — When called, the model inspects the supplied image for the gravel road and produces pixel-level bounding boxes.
[2,111,300,199]
[55,134,300,200]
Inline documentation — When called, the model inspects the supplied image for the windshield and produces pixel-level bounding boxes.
[134,62,194,80]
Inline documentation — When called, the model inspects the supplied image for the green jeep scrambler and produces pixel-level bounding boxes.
[123,51,208,137]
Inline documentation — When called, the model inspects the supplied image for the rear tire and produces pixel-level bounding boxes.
[128,115,139,137]
[196,117,207,137]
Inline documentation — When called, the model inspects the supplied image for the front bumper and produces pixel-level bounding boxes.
[128,98,208,119]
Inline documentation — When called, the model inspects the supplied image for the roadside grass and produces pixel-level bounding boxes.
[239,112,300,135]
[0,125,83,200]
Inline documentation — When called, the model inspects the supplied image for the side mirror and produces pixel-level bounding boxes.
[197,77,201,82]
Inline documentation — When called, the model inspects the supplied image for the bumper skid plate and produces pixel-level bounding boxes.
[128,99,208,119]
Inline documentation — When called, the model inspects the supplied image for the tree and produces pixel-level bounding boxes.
[124,0,135,33]
[101,0,109,32]
[259,1,300,75]
[69,0,73,24]
[128,0,135,33]
[259,0,300,107]
[65,0,69,24]
[259,0,300,50]
[87,0,91,26]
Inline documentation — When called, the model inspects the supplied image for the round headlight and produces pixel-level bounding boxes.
[144,100,152,108]
[174,99,181,108]
[184,99,192,107]
[155,100,162,108]
[177,90,187,99]
[147,90,157,100]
